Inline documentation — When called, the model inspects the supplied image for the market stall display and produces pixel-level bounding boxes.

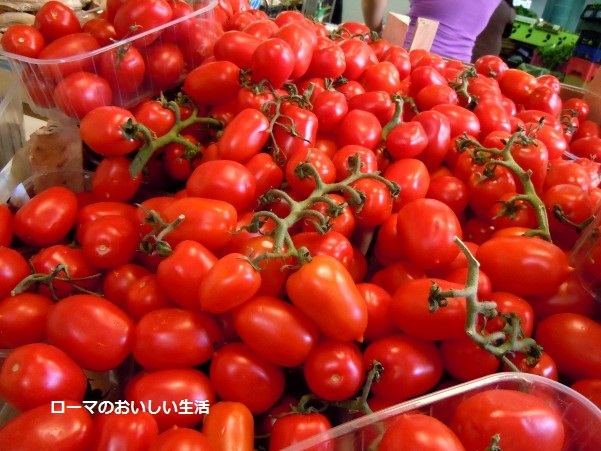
[0,0,600,449]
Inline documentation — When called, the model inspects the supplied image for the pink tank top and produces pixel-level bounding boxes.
[404,0,502,62]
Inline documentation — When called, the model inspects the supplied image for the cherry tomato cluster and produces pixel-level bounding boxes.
[0,0,218,120]
[2,0,601,449]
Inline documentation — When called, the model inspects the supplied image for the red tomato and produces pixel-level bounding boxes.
[305,36,347,79]
[476,235,570,297]
[113,0,173,45]
[54,71,112,120]
[102,262,150,309]
[356,282,397,342]
[142,42,186,90]
[0,401,93,450]
[451,389,565,451]
[197,253,261,314]
[132,307,222,369]
[125,368,216,431]
[396,198,462,270]
[336,109,382,150]
[97,45,145,98]
[46,294,134,371]
[80,106,141,157]
[217,108,270,163]
[440,335,500,382]
[80,215,140,269]
[0,293,53,348]
[497,68,537,106]
[91,412,159,451]
[81,17,117,46]
[161,197,238,253]
[124,273,174,320]
[363,334,443,403]
[38,33,100,79]
[286,254,368,342]
[186,160,256,213]
[34,0,81,42]
[232,295,319,367]
[379,414,465,451]
[1,24,46,57]
[269,412,332,451]
[251,37,296,88]
[474,54,508,79]
[390,278,467,341]
[202,401,255,451]
[91,155,142,203]
[209,342,285,415]
[535,313,601,382]
[303,339,365,402]
[13,185,78,248]
[0,343,87,411]
[183,60,241,106]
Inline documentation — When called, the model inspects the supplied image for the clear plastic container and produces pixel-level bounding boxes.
[570,201,601,304]
[0,0,218,122]
[283,372,601,450]
[0,69,25,168]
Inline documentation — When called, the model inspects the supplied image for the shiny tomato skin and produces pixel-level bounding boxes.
[379,414,465,451]
[91,411,159,451]
[0,343,87,412]
[0,246,33,300]
[202,401,255,451]
[183,60,241,107]
[303,339,366,402]
[268,412,333,451]
[363,334,443,403]
[34,1,81,42]
[0,293,53,348]
[232,295,319,368]
[0,401,93,450]
[132,307,222,370]
[46,294,134,372]
[125,368,216,432]
[535,313,601,382]
[475,235,570,297]
[451,389,565,451]
[161,197,238,253]
[396,198,462,270]
[1,24,46,57]
[286,254,368,342]
[80,106,141,157]
[209,342,285,415]
[390,278,466,342]
[13,185,79,248]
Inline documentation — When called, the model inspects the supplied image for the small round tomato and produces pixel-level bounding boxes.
[91,156,142,203]
[303,339,365,402]
[34,0,81,42]
[80,106,141,157]
[380,414,465,451]
[54,71,113,120]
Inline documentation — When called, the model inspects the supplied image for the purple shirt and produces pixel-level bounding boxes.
[403,0,502,62]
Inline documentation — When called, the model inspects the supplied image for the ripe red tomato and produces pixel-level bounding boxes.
[0,401,93,449]
[97,45,146,97]
[142,41,186,90]
[0,293,53,348]
[202,401,255,451]
[451,389,565,451]
[535,313,601,382]
[125,368,216,431]
[113,0,173,45]
[80,106,141,157]
[396,198,462,270]
[303,339,365,402]
[251,37,296,88]
[13,185,78,248]
[46,294,134,371]
[209,342,285,415]
[1,24,46,57]
[132,307,222,369]
[0,343,87,411]
[440,335,500,382]
[183,60,241,107]
[286,254,368,342]
[363,334,443,403]
[476,235,570,297]
[269,412,332,451]
[34,0,81,42]
[380,414,465,451]
[91,411,159,451]
[38,33,101,79]
[79,215,140,269]
[232,295,320,367]
[91,155,142,203]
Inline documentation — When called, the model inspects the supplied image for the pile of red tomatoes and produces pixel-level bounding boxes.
[1,0,601,449]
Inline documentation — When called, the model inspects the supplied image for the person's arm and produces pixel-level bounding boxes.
[362,0,388,33]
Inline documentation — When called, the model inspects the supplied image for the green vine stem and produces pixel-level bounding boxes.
[246,154,400,268]
[455,130,552,241]
[429,237,542,371]
[449,65,479,108]
[128,97,223,177]
[11,263,102,301]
